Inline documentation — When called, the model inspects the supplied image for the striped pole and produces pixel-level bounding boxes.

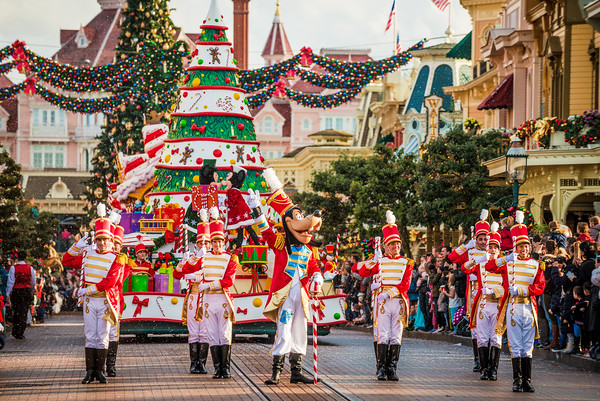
[470,225,475,240]
[312,296,318,385]
[334,234,340,271]
[184,224,189,253]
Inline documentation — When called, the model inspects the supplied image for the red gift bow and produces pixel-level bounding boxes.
[165,230,176,243]
[236,307,247,315]
[273,80,287,99]
[132,295,149,318]
[300,46,313,66]
[24,77,36,96]
[12,40,27,61]
[311,299,325,321]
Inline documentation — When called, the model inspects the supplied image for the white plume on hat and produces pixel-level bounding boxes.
[480,209,489,221]
[490,221,499,233]
[263,168,283,191]
[515,210,524,224]
[109,210,121,225]
[386,210,396,225]
[209,206,220,220]
[97,203,106,218]
[199,208,208,223]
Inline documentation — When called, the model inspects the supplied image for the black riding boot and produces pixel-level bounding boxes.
[488,347,500,381]
[386,344,401,381]
[289,353,314,383]
[189,343,201,374]
[377,343,388,380]
[478,346,489,380]
[512,357,522,392]
[82,348,95,384]
[210,345,222,379]
[521,357,535,392]
[264,354,285,385]
[472,339,481,372]
[95,348,108,384]
[106,341,118,377]
[198,343,209,374]
[373,341,378,373]
[221,344,231,378]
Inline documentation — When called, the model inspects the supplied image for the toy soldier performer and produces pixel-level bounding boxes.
[245,168,324,385]
[359,211,414,381]
[194,207,238,379]
[484,211,545,393]
[461,222,506,381]
[130,243,155,290]
[448,209,490,372]
[174,209,210,374]
[62,204,126,384]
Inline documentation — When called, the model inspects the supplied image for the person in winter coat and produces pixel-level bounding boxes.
[548,221,568,250]
[589,216,600,243]
[576,222,594,243]
[587,267,600,359]
[499,216,514,252]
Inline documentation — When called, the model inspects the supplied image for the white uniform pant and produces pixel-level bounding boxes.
[469,282,478,340]
[272,282,307,356]
[506,302,536,358]
[204,293,232,346]
[475,301,501,348]
[376,297,405,345]
[83,295,111,349]
[109,320,120,342]
[187,293,209,343]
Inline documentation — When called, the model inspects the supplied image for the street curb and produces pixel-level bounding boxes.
[335,325,600,373]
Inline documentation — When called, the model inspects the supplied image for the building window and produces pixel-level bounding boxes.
[325,117,333,129]
[335,118,343,130]
[274,122,279,134]
[0,117,4,131]
[32,109,66,136]
[258,122,262,134]
[302,119,311,131]
[33,145,65,169]
[264,117,273,134]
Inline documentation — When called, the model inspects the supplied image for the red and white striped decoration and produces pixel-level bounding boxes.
[184,224,189,253]
[312,296,318,385]
[470,226,475,240]
[334,234,340,271]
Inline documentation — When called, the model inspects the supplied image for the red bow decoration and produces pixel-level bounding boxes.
[132,295,149,318]
[191,123,206,134]
[12,40,27,61]
[236,307,247,315]
[311,299,326,321]
[165,230,176,243]
[16,61,30,74]
[273,80,287,99]
[164,253,172,261]
[24,77,36,97]
[246,153,256,163]
[190,49,198,57]
[212,30,226,40]
[300,47,313,67]
[285,69,296,79]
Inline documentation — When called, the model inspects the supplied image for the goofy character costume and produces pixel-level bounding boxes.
[62,204,126,384]
[358,211,413,381]
[174,209,211,375]
[448,209,489,372]
[246,168,324,385]
[461,222,507,381]
[484,211,544,393]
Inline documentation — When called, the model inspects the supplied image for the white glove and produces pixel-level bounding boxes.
[469,274,477,281]
[77,287,87,297]
[371,281,381,291]
[465,239,476,250]
[195,245,207,259]
[75,234,89,249]
[247,188,260,209]
[198,282,211,292]
[377,292,390,303]
[182,251,190,262]
[372,249,382,264]
[509,286,519,296]
[184,273,197,282]
[482,288,493,295]
[505,253,515,263]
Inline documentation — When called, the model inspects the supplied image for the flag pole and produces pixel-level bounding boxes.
[393,4,397,55]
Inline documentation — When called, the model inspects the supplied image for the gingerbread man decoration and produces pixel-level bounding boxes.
[179,146,193,165]
[208,47,221,64]
[235,145,245,163]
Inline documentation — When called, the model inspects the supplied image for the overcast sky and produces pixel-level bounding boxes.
[1,0,471,77]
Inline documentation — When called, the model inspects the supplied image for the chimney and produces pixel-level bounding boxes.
[232,0,250,70]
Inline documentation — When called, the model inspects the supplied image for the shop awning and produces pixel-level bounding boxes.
[477,73,513,110]
[446,32,472,60]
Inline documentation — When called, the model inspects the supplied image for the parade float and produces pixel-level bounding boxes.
[111,0,346,338]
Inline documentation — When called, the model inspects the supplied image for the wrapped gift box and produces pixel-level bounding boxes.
[156,205,184,227]
[120,213,132,234]
[154,273,180,293]
[123,274,149,292]
[241,245,269,264]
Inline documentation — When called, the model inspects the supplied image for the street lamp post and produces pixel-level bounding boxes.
[505,136,529,208]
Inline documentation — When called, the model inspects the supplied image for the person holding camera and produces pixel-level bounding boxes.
[448,209,490,373]
[358,211,413,381]
[484,211,545,393]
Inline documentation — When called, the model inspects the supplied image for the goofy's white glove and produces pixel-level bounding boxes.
[247,188,261,209]
[309,273,324,294]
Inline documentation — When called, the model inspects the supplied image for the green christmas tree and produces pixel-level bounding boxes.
[147,0,272,231]
[82,0,188,221]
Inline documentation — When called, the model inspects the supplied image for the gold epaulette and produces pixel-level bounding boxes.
[115,253,128,265]
[406,258,415,267]
[231,253,239,265]
[539,260,545,271]
[274,234,285,251]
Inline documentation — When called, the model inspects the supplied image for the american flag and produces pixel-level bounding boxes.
[396,34,403,54]
[431,0,451,12]
[385,0,396,33]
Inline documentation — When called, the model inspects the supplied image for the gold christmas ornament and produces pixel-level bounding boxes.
[125,121,133,130]
[94,187,103,199]
[120,105,127,112]
[125,31,131,37]
[126,137,135,148]
[145,12,150,17]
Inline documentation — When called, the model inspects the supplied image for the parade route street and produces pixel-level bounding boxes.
[1,312,598,401]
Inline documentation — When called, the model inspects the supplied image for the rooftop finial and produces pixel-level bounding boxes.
[276,1,280,16]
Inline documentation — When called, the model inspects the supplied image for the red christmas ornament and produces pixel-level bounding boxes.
[183,92,188,98]
[225,78,231,83]
[196,157,203,164]
[153,181,159,187]
[184,195,190,202]
[213,149,222,158]
[237,123,244,131]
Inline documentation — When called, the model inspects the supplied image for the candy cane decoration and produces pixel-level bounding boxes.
[334,234,340,272]
[184,224,189,254]
[470,225,475,240]
[312,294,318,385]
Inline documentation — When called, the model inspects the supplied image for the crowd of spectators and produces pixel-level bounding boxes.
[333,215,600,360]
